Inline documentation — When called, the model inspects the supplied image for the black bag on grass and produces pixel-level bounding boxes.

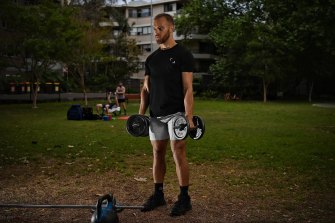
[82,107,95,120]
[67,104,83,120]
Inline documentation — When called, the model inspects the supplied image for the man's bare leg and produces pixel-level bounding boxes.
[170,139,192,216]
[141,139,168,212]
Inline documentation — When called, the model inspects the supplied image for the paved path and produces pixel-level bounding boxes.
[0,92,106,103]
[312,103,335,108]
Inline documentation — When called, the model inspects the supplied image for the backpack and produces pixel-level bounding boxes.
[82,107,95,120]
[67,104,83,120]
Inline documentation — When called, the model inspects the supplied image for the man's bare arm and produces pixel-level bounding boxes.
[182,72,194,128]
[139,75,150,115]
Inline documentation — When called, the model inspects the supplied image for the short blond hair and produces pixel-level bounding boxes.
[154,13,174,26]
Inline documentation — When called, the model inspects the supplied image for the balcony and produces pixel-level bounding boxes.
[99,21,119,27]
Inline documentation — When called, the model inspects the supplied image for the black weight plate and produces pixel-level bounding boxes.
[172,115,189,140]
[126,115,147,137]
[189,115,205,140]
[142,116,150,137]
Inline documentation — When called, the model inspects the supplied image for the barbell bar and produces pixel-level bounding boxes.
[126,114,205,140]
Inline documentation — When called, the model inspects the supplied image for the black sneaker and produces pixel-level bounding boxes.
[141,193,166,212]
[170,195,192,217]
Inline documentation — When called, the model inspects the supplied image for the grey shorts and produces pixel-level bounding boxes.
[149,113,184,141]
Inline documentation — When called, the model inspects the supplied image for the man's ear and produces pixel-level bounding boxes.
[170,25,175,32]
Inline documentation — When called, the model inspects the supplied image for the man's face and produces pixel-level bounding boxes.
[153,17,173,44]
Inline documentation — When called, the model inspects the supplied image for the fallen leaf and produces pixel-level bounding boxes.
[134,177,147,182]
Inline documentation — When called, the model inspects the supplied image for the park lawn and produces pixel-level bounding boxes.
[0,100,334,177]
[0,99,334,222]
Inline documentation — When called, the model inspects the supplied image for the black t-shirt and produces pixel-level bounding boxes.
[145,44,194,117]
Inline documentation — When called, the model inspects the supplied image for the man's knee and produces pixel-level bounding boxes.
[171,140,186,152]
[152,140,168,154]
[171,141,187,159]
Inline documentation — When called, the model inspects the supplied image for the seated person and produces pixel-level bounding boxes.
[108,103,121,115]
[96,92,120,116]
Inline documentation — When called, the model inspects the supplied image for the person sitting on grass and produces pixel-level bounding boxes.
[96,92,120,116]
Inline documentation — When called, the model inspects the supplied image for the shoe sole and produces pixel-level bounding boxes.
[169,206,192,217]
[141,201,167,212]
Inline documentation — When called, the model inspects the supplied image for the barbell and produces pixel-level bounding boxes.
[0,193,143,223]
[126,114,205,140]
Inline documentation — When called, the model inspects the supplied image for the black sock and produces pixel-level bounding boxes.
[154,183,164,195]
[180,186,189,197]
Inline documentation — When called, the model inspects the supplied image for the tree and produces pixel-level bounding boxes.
[95,36,140,90]
[286,0,335,102]
[65,0,110,105]
[176,0,335,101]
[209,15,256,99]
[0,0,82,108]
[88,5,140,91]
[244,1,293,102]
[66,1,140,102]
[209,0,293,102]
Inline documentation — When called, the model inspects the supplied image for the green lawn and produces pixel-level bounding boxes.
[0,100,334,189]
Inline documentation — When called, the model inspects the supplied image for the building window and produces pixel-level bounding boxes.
[177,3,183,11]
[138,62,145,70]
[113,30,121,37]
[110,0,118,4]
[138,44,152,53]
[128,9,137,18]
[130,27,136,36]
[138,8,151,17]
[129,8,151,18]
[130,26,152,36]
[142,26,151,35]
[164,3,174,12]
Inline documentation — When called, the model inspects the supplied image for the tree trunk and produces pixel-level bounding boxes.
[308,81,314,103]
[80,75,88,106]
[263,78,268,103]
[31,69,39,108]
[82,88,88,106]
[32,82,39,108]
[79,64,88,106]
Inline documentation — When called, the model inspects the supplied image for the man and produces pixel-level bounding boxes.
[115,82,127,115]
[139,13,195,217]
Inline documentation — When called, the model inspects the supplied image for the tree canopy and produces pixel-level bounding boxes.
[0,0,83,107]
[0,0,139,106]
[176,0,335,101]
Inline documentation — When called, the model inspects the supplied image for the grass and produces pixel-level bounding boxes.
[0,100,334,186]
[1,99,334,222]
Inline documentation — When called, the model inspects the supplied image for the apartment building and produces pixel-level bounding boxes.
[1,0,215,93]
[119,0,216,82]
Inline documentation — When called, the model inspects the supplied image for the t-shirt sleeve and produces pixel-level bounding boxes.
[181,49,194,72]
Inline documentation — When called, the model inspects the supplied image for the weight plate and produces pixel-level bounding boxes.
[172,115,189,140]
[142,116,150,137]
[189,115,205,140]
[126,115,147,137]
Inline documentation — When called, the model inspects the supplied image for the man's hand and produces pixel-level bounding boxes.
[143,80,150,93]
[186,115,195,129]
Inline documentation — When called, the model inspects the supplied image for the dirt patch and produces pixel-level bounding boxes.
[0,157,334,223]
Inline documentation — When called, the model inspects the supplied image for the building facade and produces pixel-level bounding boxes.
[118,0,216,82]
[0,0,215,94]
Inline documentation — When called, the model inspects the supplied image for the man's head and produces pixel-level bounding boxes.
[118,82,123,87]
[153,13,175,44]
